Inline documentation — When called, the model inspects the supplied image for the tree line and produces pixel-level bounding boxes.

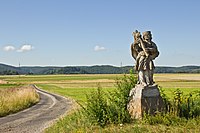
[0,63,200,75]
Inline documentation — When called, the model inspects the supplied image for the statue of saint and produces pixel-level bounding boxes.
[131,30,159,86]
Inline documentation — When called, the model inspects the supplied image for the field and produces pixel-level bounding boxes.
[0,74,119,103]
[1,73,200,108]
[1,74,200,132]
[1,74,200,102]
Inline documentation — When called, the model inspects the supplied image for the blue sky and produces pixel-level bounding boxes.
[0,0,200,67]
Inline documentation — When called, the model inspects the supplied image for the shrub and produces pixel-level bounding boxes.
[82,71,137,127]
[144,88,200,125]
[167,89,200,119]
[106,72,137,124]
[83,85,108,127]
[82,71,200,127]
[180,90,200,119]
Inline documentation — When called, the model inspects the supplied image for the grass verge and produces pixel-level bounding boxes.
[0,85,39,117]
[46,112,200,133]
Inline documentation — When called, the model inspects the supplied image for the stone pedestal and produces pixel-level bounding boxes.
[127,84,163,119]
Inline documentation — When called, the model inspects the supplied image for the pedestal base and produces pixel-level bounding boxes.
[127,84,163,119]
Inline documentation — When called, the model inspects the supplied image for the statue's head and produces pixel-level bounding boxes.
[132,30,141,43]
[143,31,152,41]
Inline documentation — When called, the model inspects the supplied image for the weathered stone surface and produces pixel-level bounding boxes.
[131,30,159,86]
[128,84,163,119]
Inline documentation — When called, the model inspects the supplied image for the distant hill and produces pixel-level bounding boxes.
[0,63,200,75]
[155,66,200,73]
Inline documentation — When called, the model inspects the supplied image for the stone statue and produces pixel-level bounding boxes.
[128,30,163,119]
[131,30,159,86]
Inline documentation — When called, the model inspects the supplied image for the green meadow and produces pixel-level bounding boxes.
[1,74,120,102]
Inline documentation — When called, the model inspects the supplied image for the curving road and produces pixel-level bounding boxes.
[0,85,74,133]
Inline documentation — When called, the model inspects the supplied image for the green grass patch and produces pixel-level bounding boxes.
[37,84,115,103]
[0,83,23,89]
[46,112,200,133]
[161,87,200,99]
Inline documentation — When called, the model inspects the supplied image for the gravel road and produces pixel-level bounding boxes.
[0,85,74,133]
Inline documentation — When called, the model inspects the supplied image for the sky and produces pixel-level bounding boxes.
[0,0,200,67]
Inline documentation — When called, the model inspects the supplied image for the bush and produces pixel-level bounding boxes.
[82,72,200,127]
[106,72,137,124]
[166,89,200,119]
[84,85,108,127]
[82,71,137,127]
[144,88,200,125]
[179,90,200,119]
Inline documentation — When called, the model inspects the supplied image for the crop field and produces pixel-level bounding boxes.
[1,73,200,102]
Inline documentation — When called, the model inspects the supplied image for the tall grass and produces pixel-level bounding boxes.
[0,85,39,117]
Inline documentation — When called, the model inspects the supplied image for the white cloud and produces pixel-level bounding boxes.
[94,45,106,51]
[3,45,15,51]
[17,44,34,52]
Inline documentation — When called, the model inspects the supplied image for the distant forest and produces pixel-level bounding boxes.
[0,63,200,75]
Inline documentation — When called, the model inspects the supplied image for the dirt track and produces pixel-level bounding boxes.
[0,85,74,133]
